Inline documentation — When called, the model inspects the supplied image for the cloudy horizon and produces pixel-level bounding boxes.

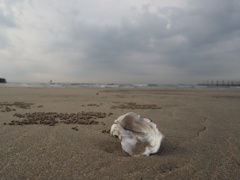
[1,0,240,84]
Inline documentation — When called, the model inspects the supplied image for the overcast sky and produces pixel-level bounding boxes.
[1,0,240,84]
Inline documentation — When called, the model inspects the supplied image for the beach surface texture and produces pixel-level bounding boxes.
[0,87,240,179]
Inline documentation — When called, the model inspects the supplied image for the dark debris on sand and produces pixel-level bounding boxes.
[0,102,34,112]
[7,111,112,126]
[101,129,110,134]
[111,102,162,109]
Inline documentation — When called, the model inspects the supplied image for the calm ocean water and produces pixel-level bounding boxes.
[1,82,240,90]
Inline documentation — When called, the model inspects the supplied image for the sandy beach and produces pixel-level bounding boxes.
[0,87,240,179]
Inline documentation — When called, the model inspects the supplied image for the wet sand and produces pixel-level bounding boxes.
[0,87,240,179]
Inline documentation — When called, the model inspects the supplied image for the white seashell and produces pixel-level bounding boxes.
[110,112,164,156]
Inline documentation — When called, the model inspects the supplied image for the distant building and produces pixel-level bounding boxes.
[0,78,6,83]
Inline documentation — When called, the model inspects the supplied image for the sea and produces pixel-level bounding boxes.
[1,82,240,90]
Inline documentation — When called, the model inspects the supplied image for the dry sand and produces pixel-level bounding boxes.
[0,87,240,179]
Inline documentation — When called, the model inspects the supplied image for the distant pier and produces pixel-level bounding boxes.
[198,80,240,87]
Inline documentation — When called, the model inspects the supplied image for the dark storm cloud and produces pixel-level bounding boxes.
[67,0,240,80]
[166,0,240,77]
[1,0,240,83]
[66,10,171,75]
[183,0,240,46]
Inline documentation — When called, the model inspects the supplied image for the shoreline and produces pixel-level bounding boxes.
[0,87,240,179]
[1,82,240,90]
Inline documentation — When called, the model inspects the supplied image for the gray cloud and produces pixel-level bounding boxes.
[1,0,240,83]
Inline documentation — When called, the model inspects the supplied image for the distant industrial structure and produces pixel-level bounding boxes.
[198,80,240,87]
[0,78,6,83]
